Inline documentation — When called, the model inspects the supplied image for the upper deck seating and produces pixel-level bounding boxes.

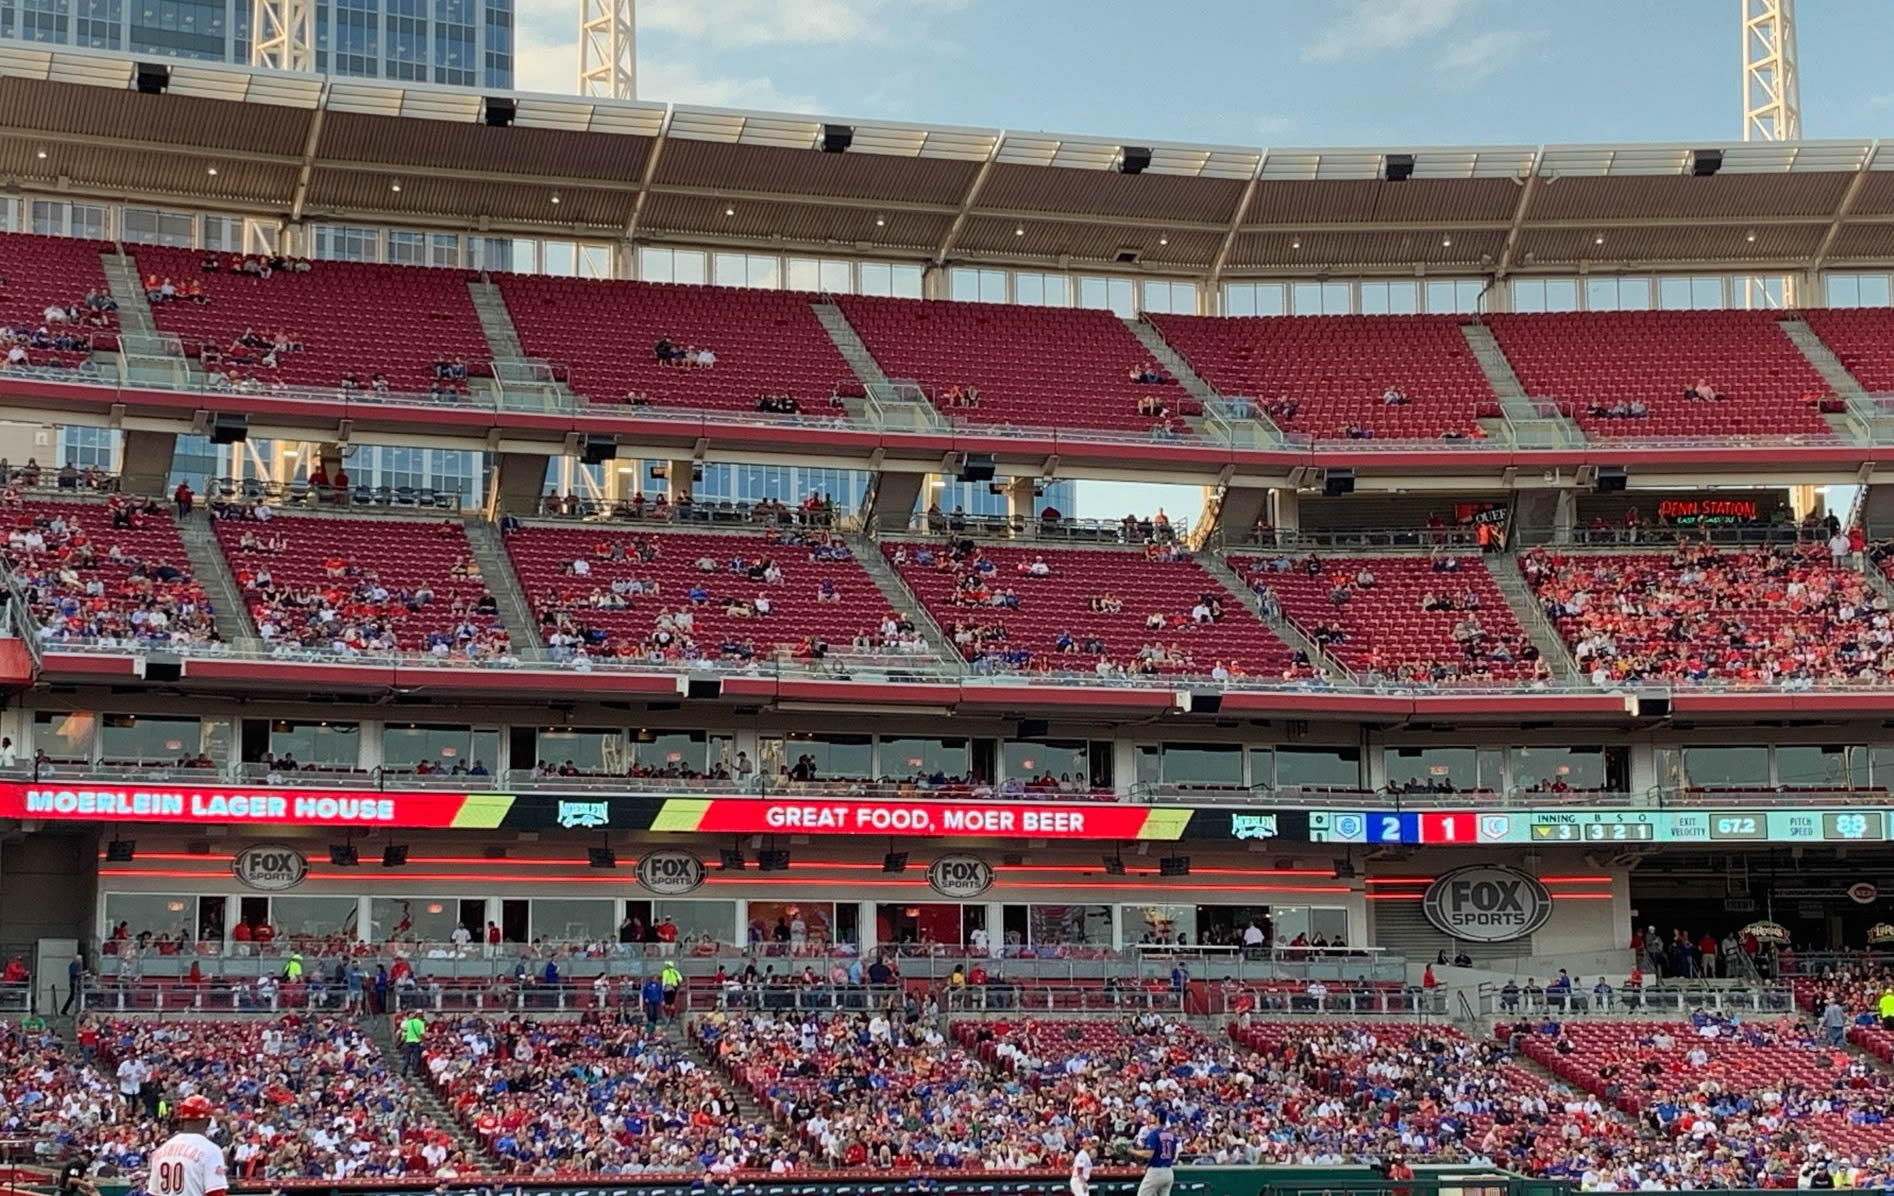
[1149,313,1499,441]
[0,232,118,368]
[6,495,218,648]
[131,247,489,393]
[1801,307,1894,394]
[496,276,851,413]
[1485,310,1833,439]
[836,295,1194,436]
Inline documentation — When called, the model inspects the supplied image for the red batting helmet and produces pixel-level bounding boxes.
[175,1094,216,1119]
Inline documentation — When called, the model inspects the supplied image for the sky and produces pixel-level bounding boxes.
[508,0,1894,519]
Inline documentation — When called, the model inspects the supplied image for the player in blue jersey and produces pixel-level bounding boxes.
[1130,1109,1179,1196]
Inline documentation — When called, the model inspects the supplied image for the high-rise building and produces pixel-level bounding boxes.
[17,0,514,89]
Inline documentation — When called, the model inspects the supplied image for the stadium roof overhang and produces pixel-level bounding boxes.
[3,47,1893,278]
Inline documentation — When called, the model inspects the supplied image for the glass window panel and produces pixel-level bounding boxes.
[1509,746,1608,792]
[1691,276,1723,309]
[1680,745,1769,787]
[1226,284,1256,317]
[1585,278,1618,311]
[1016,274,1044,306]
[1360,282,1389,315]
[535,727,622,774]
[266,720,359,767]
[542,241,577,277]
[819,260,851,294]
[579,246,612,279]
[1618,277,1651,310]
[950,268,980,302]
[1122,904,1197,946]
[1171,283,1197,314]
[1039,275,1070,307]
[383,724,497,773]
[634,730,707,773]
[746,900,836,947]
[1658,277,1694,309]
[859,262,891,296]
[1456,280,1485,312]
[674,251,706,286]
[533,898,614,943]
[747,254,779,289]
[1152,742,1243,786]
[1513,279,1545,313]
[653,899,734,945]
[1387,281,1417,314]
[1425,280,1456,313]
[271,896,359,938]
[99,715,215,764]
[1862,275,1892,307]
[370,897,459,944]
[1292,282,1321,314]
[891,265,923,298]
[1775,744,1864,789]
[1275,746,1362,789]
[1002,739,1089,784]
[1141,280,1171,314]
[1544,278,1578,312]
[785,258,819,292]
[1028,904,1110,946]
[1106,278,1134,317]
[1322,281,1349,314]
[104,893,198,942]
[1386,746,1481,791]
[430,235,462,268]
[775,733,872,781]
[714,253,747,288]
[879,736,970,780]
[978,270,1006,303]
[1828,275,1861,308]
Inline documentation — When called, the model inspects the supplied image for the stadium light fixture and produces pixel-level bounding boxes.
[1691,148,1723,177]
[391,183,402,193]
[1440,236,1452,247]
[1290,237,1301,250]
[35,149,46,159]
[1593,234,1604,245]
[550,194,561,205]
[207,167,218,176]
[875,214,886,227]
[1746,229,1758,242]
[1014,225,1025,237]
[725,204,735,217]
[1158,234,1169,246]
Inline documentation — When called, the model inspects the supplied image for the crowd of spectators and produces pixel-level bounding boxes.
[7,494,221,649]
[1524,540,1886,686]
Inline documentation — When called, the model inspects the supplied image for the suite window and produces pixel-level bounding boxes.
[1079,276,1135,317]
[1002,739,1090,784]
[1015,273,1070,307]
[1586,276,1651,311]
[714,252,778,290]
[532,899,614,942]
[879,736,970,780]
[370,897,458,943]
[1141,280,1197,315]
[266,720,360,767]
[100,714,228,765]
[1224,282,1286,317]
[1425,279,1485,314]
[766,733,872,781]
[1269,746,1363,790]
[1029,904,1110,946]
[1774,744,1865,790]
[1292,281,1350,315]
[1135,742,1244,787]
[950,268,1007,304]
[632,729,708,773]
[1359,280,1418,315]
[1509,745,1617,792]
[383,724,498,772]
[536,727,621,774]
[35,710,97,761]
[1657,744,1768,789]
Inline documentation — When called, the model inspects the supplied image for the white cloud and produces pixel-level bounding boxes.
[1436,28,1547,89]
[1254,113,1296,138]
[1302,0,1475,62]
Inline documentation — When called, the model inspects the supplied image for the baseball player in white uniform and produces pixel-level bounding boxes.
[1070,1131,1094,1196]
[147,1095,228,1196]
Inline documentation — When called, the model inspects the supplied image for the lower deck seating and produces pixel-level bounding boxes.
[1233,552,1542,683]
[6,495,217,648]
[1522,542,1880,685]
[504,524,915,664]
[886,540,1304,679]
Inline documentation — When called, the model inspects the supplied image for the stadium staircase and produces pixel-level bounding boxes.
[175,511,263,650]
[1124,316,1283,448]
[361,1014,487,1162]
[98,250,194,391]
[1195,552,1348,681]
[675,1016,774,1126]
[810,300,944,432]
[1459,322,1585,448]
[1482,552,1581,681]
[850,534,966,670]
[1857,552,1894,610]
[1780,316,1879,442]
[466,279,576,412]
[461,516,546,661]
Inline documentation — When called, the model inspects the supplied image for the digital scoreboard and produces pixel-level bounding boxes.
[1305,806,1894,846]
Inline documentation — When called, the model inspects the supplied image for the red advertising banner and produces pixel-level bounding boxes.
[654,797,1189,840]
[0,782,514,828]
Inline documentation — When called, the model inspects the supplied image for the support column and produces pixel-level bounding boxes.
[666,459,694,504]
[1004,476,1038,526]
[1862,484,1894,538]
[119,429,176,496]
[982,900,1003,958]
[491,452,549,516]
[732,899,749,951]
[1213,486,1269,547]
[869,471,925,534]
[1270,488,1301,540]
[857,900,877,953]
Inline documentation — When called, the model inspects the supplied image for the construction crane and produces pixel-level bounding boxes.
[578,0,637,99]
[1742,0,1801,141]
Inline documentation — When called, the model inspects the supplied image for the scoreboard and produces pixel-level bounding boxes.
[1303,807,1891,846]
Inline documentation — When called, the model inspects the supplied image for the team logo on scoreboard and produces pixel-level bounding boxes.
[557,800,610,829]
[232,843,309,891]
[635,849,706,895]
[1231,814,1277,841]
[1478,815,1511,842]
[1422,865,1553,944]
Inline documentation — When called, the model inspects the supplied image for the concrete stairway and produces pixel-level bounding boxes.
[467,280,576,411]
[462,516,546,661]
[1483,552,1581,681]
[1460,323,1584,448]
[811,302,944,432]
[812,300,892,394]
[850,536,966,671]
[1126,316,1285,448]
[362,1014,487,1162]
[1780,316,1878,442]
[674,1016,771,1125]
[174,511,262,650]
[1196,551,1351,682]
[99,251,193,390]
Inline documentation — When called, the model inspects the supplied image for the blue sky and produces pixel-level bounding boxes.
[518,0,1894,146]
